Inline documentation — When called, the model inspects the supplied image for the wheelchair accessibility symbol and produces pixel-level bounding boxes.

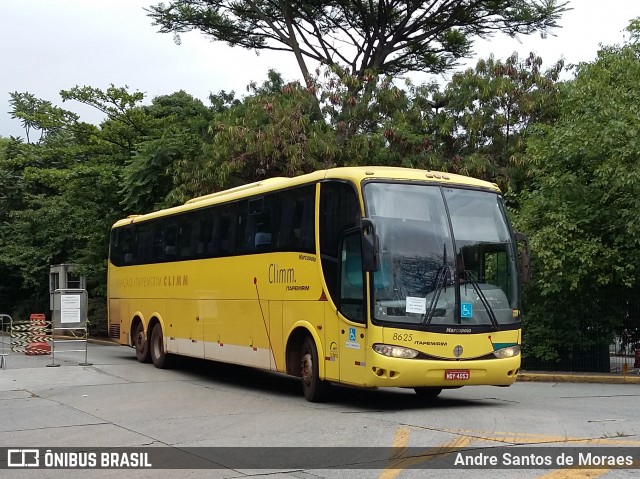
[349,327,357,341]
[461,303,473,318]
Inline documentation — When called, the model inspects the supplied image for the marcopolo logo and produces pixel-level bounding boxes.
[8,449,40,468]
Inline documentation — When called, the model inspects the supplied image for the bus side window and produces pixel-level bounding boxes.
[164,223,178,260]
[152,224,165,262]
[236,197,273,254]
[339,231,366,323]
[483,250,511,299]
[110,229,122,266]
[319,181,361,303]
[235,200,249,253]
[251,196,273,253]
[215,205,235,256]
[197,212,213,257]
[122,228,136,265]
[177,219,193,259]
[136,222,155,264]
[275,186,315,253]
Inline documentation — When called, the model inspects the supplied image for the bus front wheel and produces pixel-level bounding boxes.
[134,322,150,363]
[150,323,171,369]
[300,336,330,402]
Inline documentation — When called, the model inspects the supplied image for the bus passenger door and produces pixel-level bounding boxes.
[337,231,368,386]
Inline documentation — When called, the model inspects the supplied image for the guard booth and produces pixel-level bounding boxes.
[49,264,86,311]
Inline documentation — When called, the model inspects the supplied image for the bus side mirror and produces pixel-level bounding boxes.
[361,218,379,272]
[514,232,530,283]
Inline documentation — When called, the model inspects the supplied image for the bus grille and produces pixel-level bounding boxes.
[109,324,120,339]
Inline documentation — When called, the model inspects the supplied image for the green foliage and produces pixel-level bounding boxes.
[122,91,216,212]
[9,92,80,144]
[170,71,329,198]
[60,85,149,152]
[1,85,225,329]
[516,36,640,360]
[147,0,568,83]
[0,86,143,324]
[167,57,565,201]
[435,52,564,194]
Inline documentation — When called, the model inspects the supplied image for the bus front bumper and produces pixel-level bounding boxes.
[364,355,521,388]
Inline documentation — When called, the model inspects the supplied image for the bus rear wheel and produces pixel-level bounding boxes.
[414,387,442,398]
[300,336,330,402]
[134,322,150,363]
[150,323,171,369]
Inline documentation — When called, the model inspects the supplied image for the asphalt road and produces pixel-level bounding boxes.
[0,340,639,478]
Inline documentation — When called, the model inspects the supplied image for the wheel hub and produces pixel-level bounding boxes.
[301,353,312,385]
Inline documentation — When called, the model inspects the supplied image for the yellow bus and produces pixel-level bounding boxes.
[108,166,529,401]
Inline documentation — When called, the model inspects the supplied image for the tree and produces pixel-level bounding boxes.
[146,0,568,86]
[9,92,80,144]
[169,70,331,198]
[0,130,123,325]
[60,85,149,153]
[0,86,222,328]
[515,22,640,365]
[0,87,144,326]
[122,91,216,211]
[437,51,564,193]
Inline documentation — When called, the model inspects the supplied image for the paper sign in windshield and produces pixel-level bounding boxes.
[406,296,427,314]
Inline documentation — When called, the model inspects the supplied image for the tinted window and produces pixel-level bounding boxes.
[319,181,360,300]
[110,184,316,266]
[274,185,315,254]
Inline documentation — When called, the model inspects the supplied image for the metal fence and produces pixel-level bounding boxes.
[522,295,640,374]
[0,313,92,369]
[0,314,11,369]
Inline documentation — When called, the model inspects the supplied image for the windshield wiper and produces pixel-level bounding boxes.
[462,271,499,330]
[423,245,449,326]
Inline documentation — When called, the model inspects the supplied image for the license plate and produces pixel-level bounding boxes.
[445,369,470,380]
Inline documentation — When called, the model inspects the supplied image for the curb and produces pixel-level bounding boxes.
[518,371,640,384]
[87,338,120,346]
[48,335,119,347]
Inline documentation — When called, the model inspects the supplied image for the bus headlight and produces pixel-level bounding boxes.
[373,343,419,359]
[493,345,521,359]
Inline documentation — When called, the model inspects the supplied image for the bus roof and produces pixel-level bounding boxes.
[112,166,499,228]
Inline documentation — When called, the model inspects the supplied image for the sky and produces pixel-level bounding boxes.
[1,0,640,139]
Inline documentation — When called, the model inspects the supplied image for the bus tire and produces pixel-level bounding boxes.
[300,336,330,402]
[134,321,151,363]
[414,387,442,398]
[150,323,171,369]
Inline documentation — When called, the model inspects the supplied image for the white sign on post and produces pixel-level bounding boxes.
[61,294,81,324]
[61,295,81,309]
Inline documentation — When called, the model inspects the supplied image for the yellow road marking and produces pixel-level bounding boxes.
[440,429,640,446]
[536,469,608,479]
[378,428,472,479]
[391,426,411,449]
[379,427,637,478]
[378,427,411,479]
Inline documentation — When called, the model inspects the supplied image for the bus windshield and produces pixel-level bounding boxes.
[363,182,520,329]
